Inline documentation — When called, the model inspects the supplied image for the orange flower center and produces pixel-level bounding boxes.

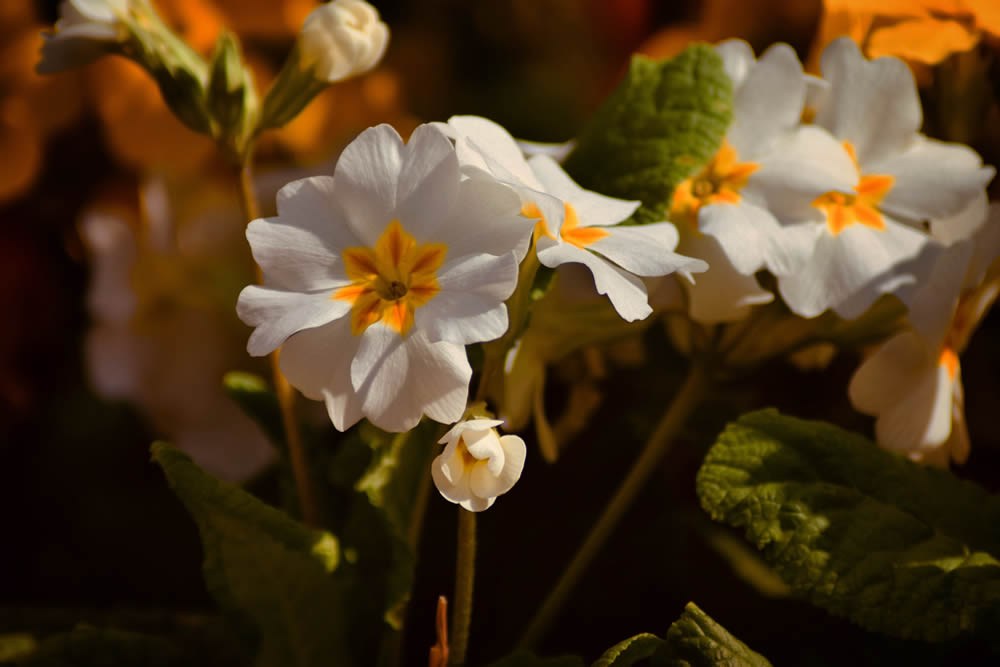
[522,201,609,248]
[333,219,447,336]
[669,141,760,232]
[812,142,895,235]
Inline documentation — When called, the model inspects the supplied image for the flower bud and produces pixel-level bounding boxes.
[432,419,526,512]
[299,0,388,83]
[257,0,388,131]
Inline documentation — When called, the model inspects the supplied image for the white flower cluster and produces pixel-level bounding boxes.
[238,36,997,508]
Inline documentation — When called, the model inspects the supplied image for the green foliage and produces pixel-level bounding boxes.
[661,603,771,666]
[562,44,733,224]
[18,628,187,667]
[222,372,284,446]
[592,633,664,666]
[151,443,351,667]
[697,410,1000,643]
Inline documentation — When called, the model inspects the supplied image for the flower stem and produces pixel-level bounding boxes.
[449,508,477,666]
[516,361,713,649]
[236,154,321,528]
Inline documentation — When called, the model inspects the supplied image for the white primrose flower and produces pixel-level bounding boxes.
[665,40,859,323]
[438,115,706,322]
[237,123,529,432]
[299,0,388,83]
[776,37,995,319]
[38,0,131,73]
[848,206,1000,466]
[431,418,526,511]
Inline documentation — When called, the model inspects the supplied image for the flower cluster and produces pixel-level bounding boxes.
[239,36,997,509]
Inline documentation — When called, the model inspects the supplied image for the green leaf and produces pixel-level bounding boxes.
[487,650,585,667]
[697,409,1000,642]
[662,603,771,666]
[593,633,664,666]
[222,372,284,447]
[19,628,187,667]
[152,443,351,667]
[562,44,732,224]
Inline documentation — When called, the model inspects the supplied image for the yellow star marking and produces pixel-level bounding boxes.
[332,219,447,336]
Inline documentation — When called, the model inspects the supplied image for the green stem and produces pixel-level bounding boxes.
[517,361,713,649]
[449,508,477,666]
[236,152,321,528]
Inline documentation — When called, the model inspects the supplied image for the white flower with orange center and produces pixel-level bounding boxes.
[848,207,1000,466]
[237,123,528,432]
[431,418,526,511]
[438,115,706,322]
[664,40,854,323]
[775,37,995,319]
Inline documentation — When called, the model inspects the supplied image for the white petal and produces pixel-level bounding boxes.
[931,192,988,246]
[351,328,471,431]
[528,155,639,227]
[728,43,806,157]
[875,360,955,453]
[903,241,967,347]
[439,418,504,445]
[248,195,358,291]
[469,462,505,500]
[815,37,922,166]
[715,39,755,90]
[279,317,364,431]
[416,252,517,345]
[746,126,857,223]
[697,202,775,276]
[536,240,652,321]
[463,428,505,476]
[332,124,403,246]
[437,171,531,261]
[238,285,351,356]
[495,435,527,495]
[432,446,474,504]
[871,136,994,224]
[517,138,574,163]
[395,124,461,240]
[848,330,933,415]
[777,221,926,319]
[445,115,542,189]
[680,233,773,323]
[586,222,707,278]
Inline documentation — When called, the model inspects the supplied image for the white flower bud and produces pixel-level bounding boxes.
[299,0,388,83]
[432,419,526,512]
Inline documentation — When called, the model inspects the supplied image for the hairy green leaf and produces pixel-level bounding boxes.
[593,632,664,666]
[697,409,1000,642]
[662,603,771,666]
[152,443,351,667]
[562,44,732,224]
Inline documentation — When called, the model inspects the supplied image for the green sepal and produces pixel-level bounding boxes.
[151,442,352,667]
[206,31,259,153]
[697,410,1000,642]
[562,44,733,224]
[257,44,329,132]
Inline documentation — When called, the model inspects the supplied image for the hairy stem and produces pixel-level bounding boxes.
[237,155,321,527]
[449,508,477,665]
[517,361,712,648]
